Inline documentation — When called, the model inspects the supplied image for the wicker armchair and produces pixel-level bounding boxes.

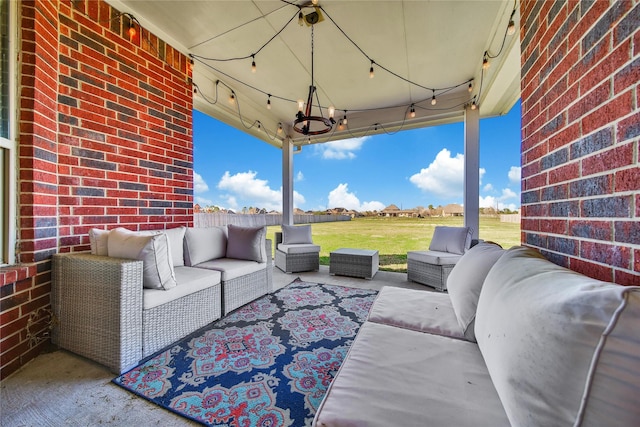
[275,229,320,273]
[407,226,474,291]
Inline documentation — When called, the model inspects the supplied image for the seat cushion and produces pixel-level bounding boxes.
[407,250,462,265]
[143,266,221,310]
[277,243,321,254]
[475,246,640,427]
[446,242,505,342]
[195,258,266,281]
[367,286,464,339]
[314,321,509,427]
[428,226,473,255]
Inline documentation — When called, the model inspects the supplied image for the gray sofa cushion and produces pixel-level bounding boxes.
[475,246,640,427]
[367,286,464,339]
[446,242,505,342]
[281,224,313,244]
[314,321,509,426]
[406,250,462,265]
[184,226,227,266]
[277,243,321,254]
[143,266,221,310]
[226,224,266,263]
[428,226,472,255]
[195,258,266,281]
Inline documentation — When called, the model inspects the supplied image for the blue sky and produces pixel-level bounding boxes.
[193,100,521,212]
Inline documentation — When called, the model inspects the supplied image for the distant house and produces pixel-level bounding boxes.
[398,208,420,218]
[380,204,401,217]
[442,204,464,217]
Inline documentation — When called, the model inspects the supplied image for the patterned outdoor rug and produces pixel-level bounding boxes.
[113,279,377,426]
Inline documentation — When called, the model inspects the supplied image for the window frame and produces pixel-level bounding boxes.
[1,0,17,266]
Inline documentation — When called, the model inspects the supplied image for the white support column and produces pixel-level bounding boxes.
[282,138,294,226]
[464,105,480,240]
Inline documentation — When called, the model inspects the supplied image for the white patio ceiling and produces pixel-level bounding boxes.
[106,0,521,148]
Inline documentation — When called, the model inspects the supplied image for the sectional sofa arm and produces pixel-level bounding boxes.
[51,253,144,374]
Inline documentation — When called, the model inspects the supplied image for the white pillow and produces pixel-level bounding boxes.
[446,242,504,342]
[107,228,177,290]
[475,246,640,427]
[134,226,186,267]
[282,224,313,244]
[428,226,472,255]
[226,224,266,263]
[89,228,109,256]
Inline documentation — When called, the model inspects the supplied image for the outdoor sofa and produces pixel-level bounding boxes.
[52,225,272,374]
[314,243,640,426]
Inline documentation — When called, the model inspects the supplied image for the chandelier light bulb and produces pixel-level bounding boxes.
[328,106,335,119]
[312,0,318,5]
[507,20,516,36]
[297,99,304,112]
[482,57,490,69]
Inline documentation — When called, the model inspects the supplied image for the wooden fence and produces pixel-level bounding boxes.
[194,213,351,227]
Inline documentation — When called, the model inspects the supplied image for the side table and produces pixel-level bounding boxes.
[329,248,379,279]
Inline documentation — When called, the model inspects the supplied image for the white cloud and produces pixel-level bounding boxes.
[501,188,517,199]
[217,170,305,211]
[483,183,494,192]
[295,171,304,182]
[327,183,385,211]
[193,172,209,193]
[315,136,370,160]
[508,166,521,183]
[479,188,519,210]
[409,149,486,198]
[194,195,213,206]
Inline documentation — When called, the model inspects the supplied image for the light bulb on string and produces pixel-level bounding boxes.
[431,90,437,106]
[507,20,516,36]
[482,57,490,70]
[468,82,473,92]
[298,11,304,26]
[369,60,375,79]
[251,55,256,73]
[277,123,283,134]
[471,102,477,110]
[409,105,416,118]
[128,20,136,42]
[266,95,272,110]
[229,92,235,104]
[338,119,344,130]
[342,111,348,125]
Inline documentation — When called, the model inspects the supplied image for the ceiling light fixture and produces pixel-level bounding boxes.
[293,23,334,135]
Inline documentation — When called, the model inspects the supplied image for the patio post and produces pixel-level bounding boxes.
[282,137,294,226]
[463,104,480,240]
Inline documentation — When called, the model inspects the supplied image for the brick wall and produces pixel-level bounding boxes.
[1,0,193,380]
[520,0,639,285]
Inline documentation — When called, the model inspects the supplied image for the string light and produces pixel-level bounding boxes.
[338,119,344,130]
[507,20,516,36]
[342,111,348,125]
[251,55,256,73]
[482,56,490,70]
[471,102,477,110]
[298,11,304,26]
[409,104,416,118]
[369,60,375,79]
[468,82,473,92]
[189,58,194,72]
[266,94,271,109]
[431,90,437,106]
[229,92,236,104]
[128,20,136,42]
[277,123,283,134]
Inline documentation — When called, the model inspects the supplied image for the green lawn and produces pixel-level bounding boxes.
[267,216,521,273]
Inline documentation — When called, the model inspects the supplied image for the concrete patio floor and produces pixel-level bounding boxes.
[1,266,430,426]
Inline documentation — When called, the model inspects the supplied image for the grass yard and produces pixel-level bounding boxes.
[267,216,521,273]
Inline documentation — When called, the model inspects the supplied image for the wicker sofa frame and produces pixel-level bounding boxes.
[52,239,272,374]
[406,258,456,292]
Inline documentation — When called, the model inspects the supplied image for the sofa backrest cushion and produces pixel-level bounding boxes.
[161,226,186,267]
[281,224,313,244]
[107,228,177,290]
[184,226,227,266]
[446,242,504,342]
[226,224,266,263]
[475,246,640,427]
[428,226,472,255]
[89,228,109,256]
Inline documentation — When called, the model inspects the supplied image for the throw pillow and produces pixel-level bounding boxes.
[107,228,177,290]
[89,228,109,256]
[446,242,504,342]
[226,224,266,263]
[428,226,473,254]
[282,224,313,244]
[183,226,228,266]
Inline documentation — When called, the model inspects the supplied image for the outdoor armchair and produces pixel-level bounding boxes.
[275,224,320,273]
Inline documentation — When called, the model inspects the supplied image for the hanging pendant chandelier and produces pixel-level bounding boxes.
[293,21,335,136]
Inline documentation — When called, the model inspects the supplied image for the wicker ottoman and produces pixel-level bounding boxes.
[330,248,379,279]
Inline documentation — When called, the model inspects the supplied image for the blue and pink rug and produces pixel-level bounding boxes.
[113,279,377,426]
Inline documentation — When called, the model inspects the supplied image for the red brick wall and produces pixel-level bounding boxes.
[1,0,193,380]
[520,0,639,285]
